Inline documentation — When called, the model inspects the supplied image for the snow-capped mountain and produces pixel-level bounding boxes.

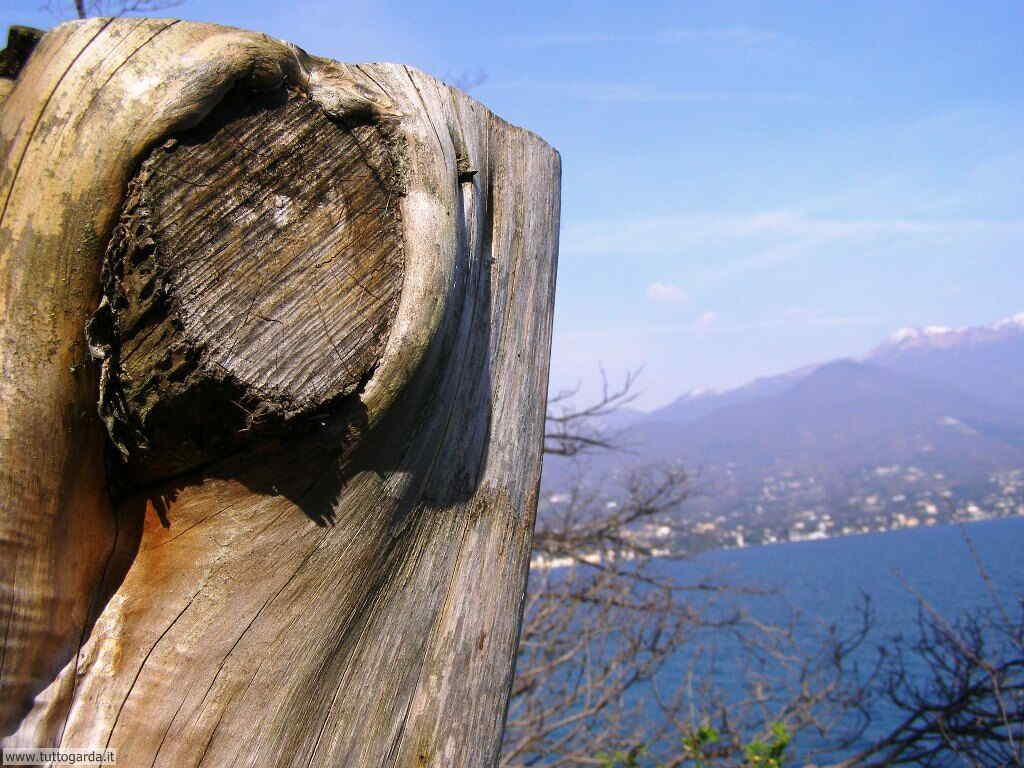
[544,312,1024,538]
[869,312,1024,356]
[644,311,1024,427]
[866,312,1024,415]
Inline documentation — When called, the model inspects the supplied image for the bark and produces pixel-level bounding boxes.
[0,18,559,768]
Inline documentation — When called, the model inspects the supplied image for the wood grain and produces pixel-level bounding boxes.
[93,84,404,485]
[0,18,560,768]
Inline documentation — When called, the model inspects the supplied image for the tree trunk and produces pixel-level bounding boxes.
[0,19,559,768]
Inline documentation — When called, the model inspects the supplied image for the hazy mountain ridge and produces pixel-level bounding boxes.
[543,313,1024,549]
[633,313,1024,428]
[865,317,1024,416]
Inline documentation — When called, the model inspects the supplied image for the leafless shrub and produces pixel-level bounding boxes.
[505,371,1023,767]
[543,367,641,459]
[41,0,182,21]
[825,535,1023,767]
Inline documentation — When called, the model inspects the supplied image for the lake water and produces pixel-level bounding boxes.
[646,516,1024,763]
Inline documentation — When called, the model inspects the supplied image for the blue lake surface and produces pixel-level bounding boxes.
[645,516,1024,762]
[679,516,1022,629]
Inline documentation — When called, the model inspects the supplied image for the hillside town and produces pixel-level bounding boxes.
[541,464,1024,557]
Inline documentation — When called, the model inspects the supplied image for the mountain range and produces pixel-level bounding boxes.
[543,313,1024,547]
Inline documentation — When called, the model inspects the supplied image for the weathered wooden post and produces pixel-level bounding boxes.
[0,19,559,766]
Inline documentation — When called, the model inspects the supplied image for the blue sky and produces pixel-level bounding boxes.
[5,0,1022,409]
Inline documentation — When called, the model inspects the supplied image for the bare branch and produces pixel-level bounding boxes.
[511,368,1022,767]
[41,0,183,21]
[543,367,642,458]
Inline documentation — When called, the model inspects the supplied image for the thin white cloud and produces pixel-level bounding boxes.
[503,33,620,47]
[696,311,717,328]
[504,26,779,48]
[556,306,880,344]
[488,79,805,105]
[647,282,688,303]
[661,26,779,46]
[561,209,1024,281]
[564,210,941,256]
[783,307,880,328]
[559,313,723,342]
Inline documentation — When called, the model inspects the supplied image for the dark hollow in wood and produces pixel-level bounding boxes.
[90,85,406,487]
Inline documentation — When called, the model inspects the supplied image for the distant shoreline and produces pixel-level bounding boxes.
[530,512,1024,570]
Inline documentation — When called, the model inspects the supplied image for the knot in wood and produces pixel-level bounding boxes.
[89,85,406,487]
